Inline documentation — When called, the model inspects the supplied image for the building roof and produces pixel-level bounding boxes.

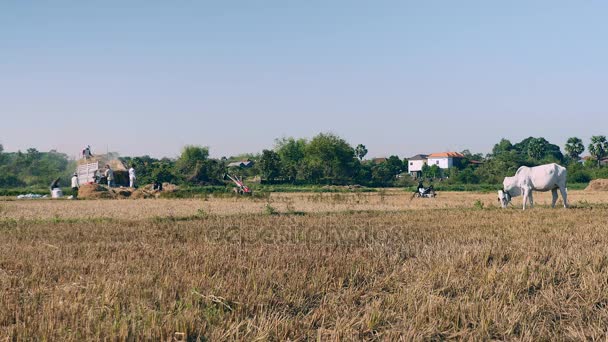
[227,160,254,168]
[428,152,465,158]
[581,156,608,162]
[408,154,428,160]
[372,157,387,164]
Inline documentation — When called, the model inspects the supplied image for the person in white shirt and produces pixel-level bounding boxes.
[128,167,136,188]
[71,173,80,198]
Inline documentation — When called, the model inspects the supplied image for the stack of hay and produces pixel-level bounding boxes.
[78,184,115,199]
[585,179,608,191]
[78,182,180,200]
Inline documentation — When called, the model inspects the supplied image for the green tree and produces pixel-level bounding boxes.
[304,133,357,183]
[369,155,403,186]
[371,163,394,185]
[492,139,513,156]
[355,144,368,161]
[588,135,608,167]
[474,149,525,184]
[421,163,431,179]
[275,137,307,182]
[428,164,441,179]
[385,155,403,175]
[422,164,441,179]
[527,138,548,160]
[513,137,563,163]
[120,155,175,185]
[565,137,585,161]
[175,145,224,184]
[456,166,479,184]
[151,163,176,184]
[259,149,282,181]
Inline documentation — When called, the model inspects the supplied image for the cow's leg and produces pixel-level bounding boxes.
[559,186,568,208]
[529,191,534,208]
[551,188,558,208]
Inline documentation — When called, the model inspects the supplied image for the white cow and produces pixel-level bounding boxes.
[498,163,568,210]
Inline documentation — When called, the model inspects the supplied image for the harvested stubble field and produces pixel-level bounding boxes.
[2,190,608,340]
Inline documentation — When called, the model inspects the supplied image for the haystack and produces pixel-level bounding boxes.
[130,189,155,199]
[142,183,179,192]
[111,188,132,199]
[585,179,608,191]
[78,155,127,171]
[78,184,115,199]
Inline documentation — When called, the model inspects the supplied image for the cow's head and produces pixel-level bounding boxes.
[497,190,512,208]
[498,176,519,208]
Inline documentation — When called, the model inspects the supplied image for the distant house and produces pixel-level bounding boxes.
[427,152,465,169]
[407,154,428,178]
[581,155,608,166]
[227,159,254,168]
[408,152,466,178]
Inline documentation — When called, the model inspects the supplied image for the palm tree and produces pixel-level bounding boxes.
[588,135,608,167]
[564,137,584,161]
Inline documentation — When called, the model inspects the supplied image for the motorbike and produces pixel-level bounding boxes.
[413,185,436,198]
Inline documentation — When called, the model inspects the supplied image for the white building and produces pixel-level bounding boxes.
[426,152,464,169]
[407,154,428,178]
[408,152,465,178]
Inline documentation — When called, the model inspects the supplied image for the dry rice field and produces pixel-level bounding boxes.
[2,190,608,340]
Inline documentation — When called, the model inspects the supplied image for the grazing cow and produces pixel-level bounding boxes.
[498,163,568,210]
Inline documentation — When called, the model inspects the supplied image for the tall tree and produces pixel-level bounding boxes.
[492,139,513,156]
[588,135,608,167]
[175,145,223,184]
[514,137,563,162]
[527,138,548,160]
[258,149,282,181]
[275,137,307,182]
[564,137,585,161]
[304,133,357,183]
[355,144,368,161]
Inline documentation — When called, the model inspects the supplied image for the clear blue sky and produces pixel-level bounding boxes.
[1,1,607,159]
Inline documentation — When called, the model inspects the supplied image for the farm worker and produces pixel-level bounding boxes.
[82,145,92,159]
[93,169,101,184]
[153,180,163,191]
[71,173,79,198]
[417,180,425,194]
[50,177,61,190]
[128,166,136,188]
[104,165,115,188]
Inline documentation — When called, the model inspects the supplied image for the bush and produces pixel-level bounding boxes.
[0,174,25,187]
[569,170,592,183]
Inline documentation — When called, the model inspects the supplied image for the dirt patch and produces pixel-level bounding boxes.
[586,179,608,191]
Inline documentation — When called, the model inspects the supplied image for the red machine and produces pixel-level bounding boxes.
[226,174,252,195]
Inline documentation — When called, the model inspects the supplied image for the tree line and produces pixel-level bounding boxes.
[1,134,607,189]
